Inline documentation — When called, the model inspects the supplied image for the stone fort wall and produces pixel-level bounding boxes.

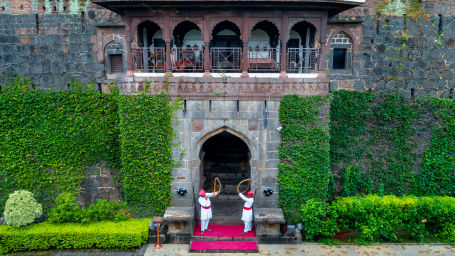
[0,0,454,98]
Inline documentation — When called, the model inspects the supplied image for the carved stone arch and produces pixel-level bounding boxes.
[193,125,257,160]
[288,19,318,36]
[171,18,203,35]
[209,18,243,41]
[132,19,165,45]
[248,18,281,41]
[172,20,203,47]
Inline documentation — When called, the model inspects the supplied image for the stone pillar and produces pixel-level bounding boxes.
[125,17,134,77]
[165,41,171,74]
[279,16,288,78]
[164,16,171,74]
[241,14,249,78]
[203,16,211,77]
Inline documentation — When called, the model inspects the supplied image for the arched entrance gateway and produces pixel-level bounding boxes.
[199,131,251,224]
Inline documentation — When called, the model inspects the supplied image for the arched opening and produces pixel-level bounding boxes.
[199,131,250,224]
[331,32,353,71]
[248,20,280,72]
[210,20,242,72]
[287,21,319,73]
[133,21,165,72]
[104,41,124,75]
[172,21,204,72]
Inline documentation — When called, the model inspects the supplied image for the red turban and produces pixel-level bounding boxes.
[248,191,254,197]
[199,189,206,197]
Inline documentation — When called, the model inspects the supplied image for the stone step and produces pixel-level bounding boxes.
[189,240,258,253]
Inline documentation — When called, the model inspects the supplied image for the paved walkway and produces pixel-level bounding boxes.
[145,243,455,256]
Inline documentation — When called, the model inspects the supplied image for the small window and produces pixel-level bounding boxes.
[109,54,123,73]
[333,48,346,70]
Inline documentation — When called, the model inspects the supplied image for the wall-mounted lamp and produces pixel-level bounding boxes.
[263,187,273,197]
[177,187,187,196]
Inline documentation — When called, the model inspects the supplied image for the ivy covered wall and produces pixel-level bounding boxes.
[0,83,177,216]
[0,84,120,213]
[278,95,331,223]
[329,90,455,198]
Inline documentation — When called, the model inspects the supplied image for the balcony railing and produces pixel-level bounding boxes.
[172,48,204,72]
[211,47,242,72]
[248,48,280,73]
[287,48,321,73]
[131,47,322,74]
[132,47,166,72]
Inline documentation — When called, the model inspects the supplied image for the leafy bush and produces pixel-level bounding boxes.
[0,219,151,254]
[48,193,84,224]
[300,199,338,240]
[279,95,331,223]
[4,190,42,228]
[298,195,455,243]
[83,199,129,223]
[48,193,129,224]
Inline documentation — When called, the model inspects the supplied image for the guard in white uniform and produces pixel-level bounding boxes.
[238,190,254,234]
[198,189,218,234]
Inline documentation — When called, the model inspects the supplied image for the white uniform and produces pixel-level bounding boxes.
[239,193,254,233]
[199,192,218,232]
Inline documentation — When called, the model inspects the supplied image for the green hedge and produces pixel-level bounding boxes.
[300,195,455,243]
[330,91,455,197]
[0,219,151,254]
[118,93,180,217]
[278,95,331,223]
[0,85,119,213]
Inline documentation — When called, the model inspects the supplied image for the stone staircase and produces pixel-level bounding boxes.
[189,224,258,253]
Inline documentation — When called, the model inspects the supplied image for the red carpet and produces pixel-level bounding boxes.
[190,240,257,251]
[193,224,256,237]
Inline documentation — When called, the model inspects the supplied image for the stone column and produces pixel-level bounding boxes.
[165,15,171,74]
[125,17,134,77]
[241,14,249,78]
[203,16,211,77]
[279,16,288,78]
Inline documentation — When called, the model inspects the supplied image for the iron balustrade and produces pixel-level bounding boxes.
[132,47,166,72]
[287,48,321,73]
[171,47,204,72]
[248,48,280,72]
[211,47,242,72]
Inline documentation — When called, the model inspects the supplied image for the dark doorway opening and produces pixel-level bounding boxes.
[199,131,250,224]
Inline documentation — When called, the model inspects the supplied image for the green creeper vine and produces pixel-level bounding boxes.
[0,82,120,213]
[278,95,331,224]
[118,92,181,217]
[415,97,455,196]
[330,90,455,198]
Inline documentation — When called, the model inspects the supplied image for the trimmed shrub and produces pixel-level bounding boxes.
[48,193,130,224]
[0,219,151,254]
[300,195,455,243]
[300,199,338,240]
[3,190,42,228]
[48,193,84,224]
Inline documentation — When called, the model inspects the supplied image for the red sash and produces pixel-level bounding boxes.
[201,205,211,209]
[243,206,252,210]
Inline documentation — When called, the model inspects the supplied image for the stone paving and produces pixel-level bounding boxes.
[145,243,455,256]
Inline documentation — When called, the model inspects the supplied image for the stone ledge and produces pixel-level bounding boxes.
[254,208,285,224]
[163,207,194,222]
